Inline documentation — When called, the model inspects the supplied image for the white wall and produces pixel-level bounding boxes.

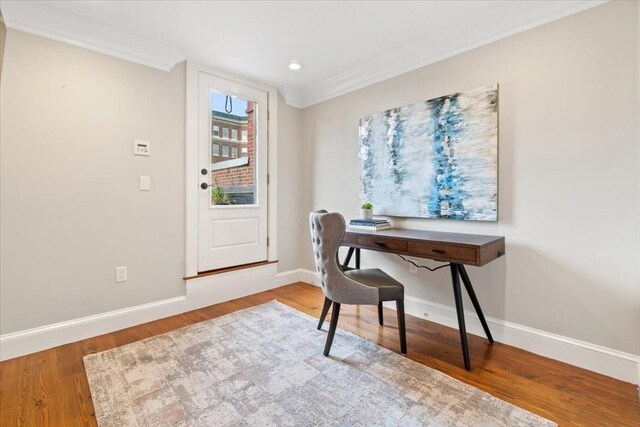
[301,1,639,356]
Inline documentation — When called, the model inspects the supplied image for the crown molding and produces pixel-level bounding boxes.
[278,85,305,109]
[1,0,607,107]
[1,1,184,71]
[286,0,608,108]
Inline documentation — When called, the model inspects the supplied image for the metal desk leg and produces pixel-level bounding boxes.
[458,264,494,343]
[355,248,361,269]
[450,263,471,370]
[343,247,355,268]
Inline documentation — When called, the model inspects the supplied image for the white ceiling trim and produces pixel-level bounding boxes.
[284,0,608,108]
[1,1,185,71]
[1,1,607,108]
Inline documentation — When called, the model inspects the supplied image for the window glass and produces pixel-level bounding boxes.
[210,91,256,205]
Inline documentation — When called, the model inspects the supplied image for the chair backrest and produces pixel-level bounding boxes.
[309,211,378,305]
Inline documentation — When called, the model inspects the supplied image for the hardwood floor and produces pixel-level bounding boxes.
[1,282,638,426]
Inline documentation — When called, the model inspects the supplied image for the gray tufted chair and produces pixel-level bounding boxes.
[309,210,407,356]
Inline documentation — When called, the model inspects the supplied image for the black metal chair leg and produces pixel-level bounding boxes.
[355,248,361,269]
[323,302,341,356]
[317,297,332,330]
[377,302,384,325]
[396,299,407,354]
[458,264,494,343]
[450,264,471,370]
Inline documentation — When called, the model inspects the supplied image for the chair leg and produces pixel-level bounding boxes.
[323,302,341,356]
[317,297,332,330]
[396,299,407,354]
[377,302,384,325]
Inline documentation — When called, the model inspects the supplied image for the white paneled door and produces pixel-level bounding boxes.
[198,72,268,272]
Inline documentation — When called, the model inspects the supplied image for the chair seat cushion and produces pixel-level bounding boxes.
[344,268,404,302]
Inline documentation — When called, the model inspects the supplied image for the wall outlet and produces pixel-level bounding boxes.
[115,266,127,283]
[409,263,418,274]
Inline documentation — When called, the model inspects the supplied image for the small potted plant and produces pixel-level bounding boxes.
[211,184,229,205]
[361,202,373,219]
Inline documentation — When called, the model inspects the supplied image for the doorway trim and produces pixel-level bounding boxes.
[185,60,278,278]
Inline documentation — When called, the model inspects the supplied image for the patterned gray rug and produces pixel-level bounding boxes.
[84,300,555,426]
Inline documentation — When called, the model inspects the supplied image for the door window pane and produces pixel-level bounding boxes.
[209,91,257,206]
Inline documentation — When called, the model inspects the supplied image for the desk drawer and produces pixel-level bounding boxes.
[342,233,358,246]
[407,241,476,263]
[357,235,407,252]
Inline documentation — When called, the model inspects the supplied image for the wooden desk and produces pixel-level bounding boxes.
[341,228,505,370]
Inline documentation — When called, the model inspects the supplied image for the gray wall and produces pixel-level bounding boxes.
[0,12,6,79]
[0,30,304,334]
[300,1,639,355]
[277,96,304,272]
[1,2,637,359]
[0,30,186,334]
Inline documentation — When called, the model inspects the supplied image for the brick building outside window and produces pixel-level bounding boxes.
[210,100,256,204]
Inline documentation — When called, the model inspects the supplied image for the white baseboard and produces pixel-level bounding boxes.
[0,296,187,361]
[3,265,637,386]
[300,269,640,385]
[0,263,296,361]
[300,268,319,286]
[400,295,640,385]
[275,268,303,286]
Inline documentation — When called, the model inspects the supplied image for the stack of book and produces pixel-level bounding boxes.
[348,218,392,231]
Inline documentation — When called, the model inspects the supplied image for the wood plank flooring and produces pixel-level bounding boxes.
[1,282,638,426]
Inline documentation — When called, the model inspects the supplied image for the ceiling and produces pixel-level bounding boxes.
[1,1,605,107]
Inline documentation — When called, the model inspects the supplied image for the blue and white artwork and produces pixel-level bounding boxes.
[359,84,498,221]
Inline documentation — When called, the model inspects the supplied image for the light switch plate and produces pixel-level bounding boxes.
[134,140,151,156]
[139,176,151,191]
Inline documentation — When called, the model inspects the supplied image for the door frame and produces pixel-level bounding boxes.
[185,60,278,278]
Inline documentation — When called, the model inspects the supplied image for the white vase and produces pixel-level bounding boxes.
[361,208,373,219]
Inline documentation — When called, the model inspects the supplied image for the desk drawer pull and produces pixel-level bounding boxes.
[431,249,446,254]
[356,235,407,251]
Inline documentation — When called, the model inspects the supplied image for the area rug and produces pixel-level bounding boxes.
[84,300,555,426]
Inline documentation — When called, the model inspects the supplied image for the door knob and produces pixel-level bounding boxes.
[201,182,210,190]
[201,168,208,175]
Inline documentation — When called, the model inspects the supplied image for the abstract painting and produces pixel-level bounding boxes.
[359,84,498,221]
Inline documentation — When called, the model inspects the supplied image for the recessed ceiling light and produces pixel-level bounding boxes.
[288,60,303,71]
